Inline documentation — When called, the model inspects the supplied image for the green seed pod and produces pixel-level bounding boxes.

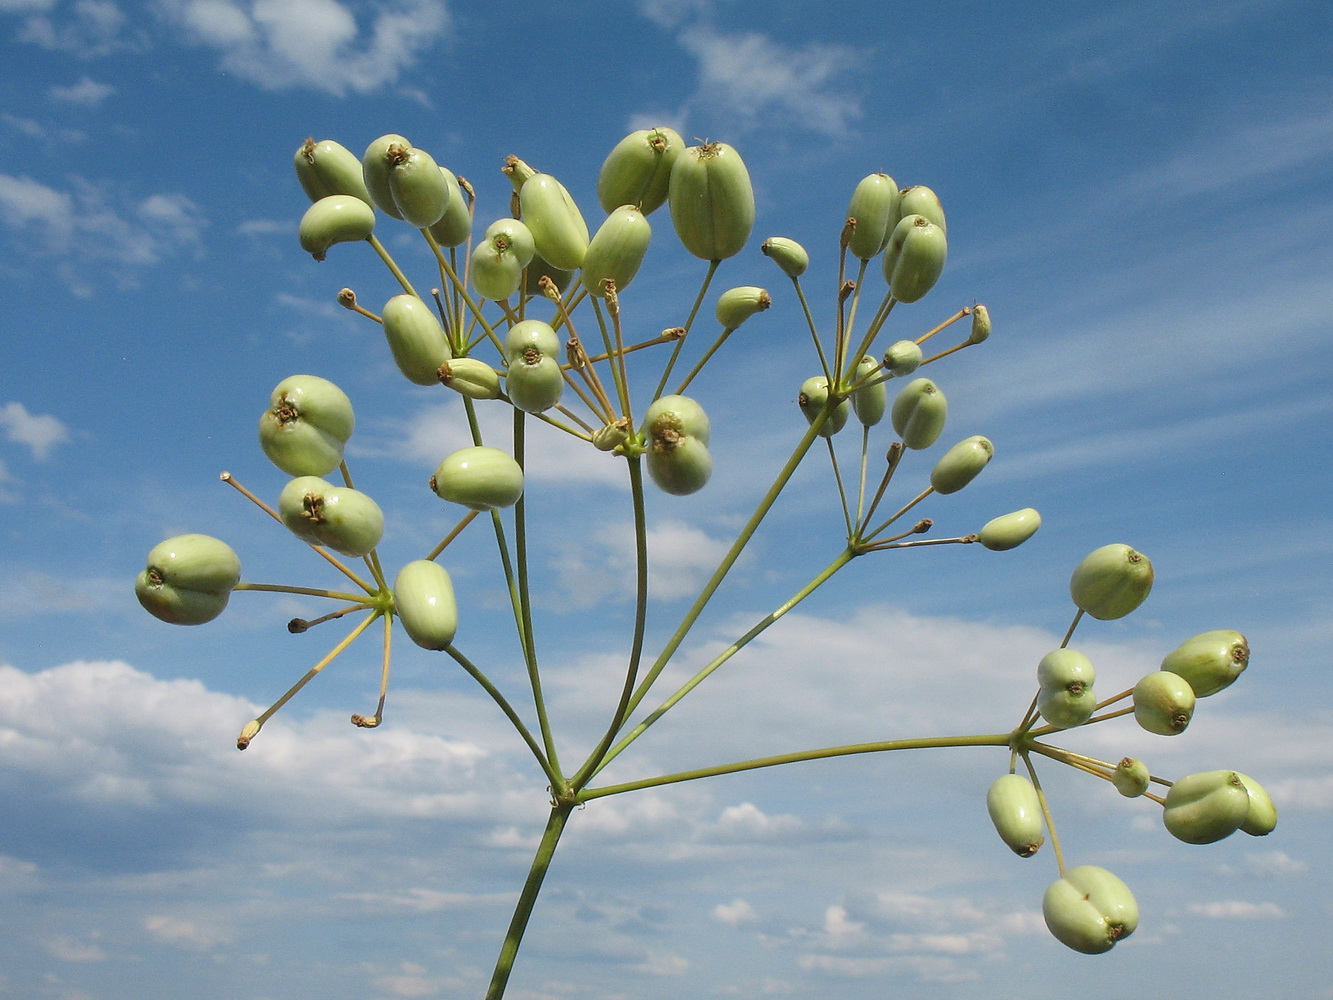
[583,205,652,297]
[668,141,755,261]
[505,319,561,362]
[897,184,946,233]
[1037,647,1097,729]
[978,508,1042,551]
[1113,757,1151,797]
[846,173,900,260]
[884,214,947,303]
[259,374,355,477]
[929,435,994,494]
[381,294,451,385]
[519,250,576,299]
[1070,543,1154,621]
[438,357,501,399]
[278,477,384,557]
[1042,866,1138,955]
[761,236,809,278]
[714,285,770,329]
[135,534,241,626]
[986,773,1044,857]
[851,355,887,427]
[1235,772,1278,836]
[882,339,922,377]
[644,394,711,445]
[798,376,850,438]
[483,218,536,268]
[647,432,713,496]
[298,195,375,261]
[1160,629,1249,698]
[470,238,523,301]
[294,138,372,206]
[393,559,458,651]
[597,126,684,215]
[889,377,947,449]
[361,133,410,219]
[518,173,590,270]
[506,356,564,413]
[1132,671,1196,736]
[428,166,471,247]
[1163,769,1250,844]
[387,143,450,228]
[592,419,631,453]
[430,446,524,511]
[969,304,992,343]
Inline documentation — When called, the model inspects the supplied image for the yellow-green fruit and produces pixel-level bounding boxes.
[381,294,451,385]
[1132,671,1195,735]
[583,205,652,297]
[597,126,684,215]
[428,166,471,247]
[846,172,900,260]
[1037,647,1096,729]
[278,477,384,557]
[483,218,535,267]
[506,357,564,413]
[644,394,711,445]
[298,195,375,261]
[438,357,501,399]
[1163,770,1250,844]
[1113,757,1151,797]
[258,374,355,477]
[1160,629,1249,697]
[798,376,849,437]
[851,355,887,427]
[761,236,809,277]
[884,214,947,303]
[135,534,241,626]
[986,773,1044,857]
[978,508,1042,551]
[668,141,755,261]
[505,319,561,362]
[393,559,458,650]
[897,184,946,233]
[387,143,450,228]
[647,432,712,496]
[1042,866,1138,954]
[890,377,947,449]
[969,304,992,343]
[1235,772,1277,836]
[430,446,524,511]
[294,138,372,206]
[929,435,993,494]
[471,238,523,300]
[882,339,922,377]
[1070,543,1154,620]
[361,133,410,219]
[518,173,590,270]
[714,285,770,329]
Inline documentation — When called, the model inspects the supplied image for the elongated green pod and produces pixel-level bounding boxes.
[1133,671,1195,735]
[1070,543,1153,620]
[846,173,900,260]
[361,133,410,219]
[1163,770,1250,844]
[135,534,241,626]
[387,143,450,228]
[644,394,710,445]
[851,355,887,426]
[978,508,1041,551]
[471,238,523,301]
[884,214,947,303]
[986,773,1044,857]
[428,165,471,247]
[647,432,712,496]
[761,236,808,277]
[798,376,849,437]
[929,435,993,494]
[889,377,947,449]
[882,339,922,377]
[259,374,355,477]
[897,184,946,233]
[1037,647,1096,729]
[518,173,590,270]
[583,205,652,297]
[431,446,524,511]
[1235,772,1277,836]
[278,476,384,557]
[1160,629,1248,697]
[298,195,374,261]
[381,294,451,385]
[1043,866,1138,954]
[1113,757,1151,797]
[393,559,458,650]
[519,251,576,299]
[438,357,501,400]
[714,285,770,329]
[294,138,372,206]
[597,127,684,215]
[668,141,755,261]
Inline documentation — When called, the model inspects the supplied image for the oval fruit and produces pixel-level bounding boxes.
[597,126,684,215]
[1235,772,1277,836]
[668,141,755,261]
[1070,543,1153,620]
[644,394,711,445]
[1036,647,1096,729]
[986,773,1044,857]
[430,446,524,511]
[1163,770,1250,844]
[278,477,384,557]
[882,339,923,377]
[1160,629,1248,697]
[361,133,410,219]
[381,294,451,385]
[929,435,993,494]
[298,195,375,261]
[387,143,450,228]
[135,534,241,626]
[889,377,947,449]
[1042,866,1138,954]
[294,138,372,206]
[851,355,887,427]
[1132,671,1195,735]
[428,165,471,247]
[646,433,712,496]
[258,374,355,477]
[1113,757,1151,797]
[884,214,947,303]
[518,173,590,270]
[846,172,899,260]
[583,205,652,297]
[798,376,849,437]
[393,559,458,650]
[977,508,1041,551]
[761,236,809,278]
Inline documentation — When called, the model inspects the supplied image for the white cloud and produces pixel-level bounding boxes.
[712,897,757,925]
[143,914,234,949]
[1186,900,1285,920]
[48,76,115,105]
[0,0,56,12]
[0,402,69,460]
[42,933,106,963]
[18,0,132,56]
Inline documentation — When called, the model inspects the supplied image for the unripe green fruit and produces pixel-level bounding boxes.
[583,205,652,297]
[1113,757,1151,797]
[761,236,809,278]
[519,251,575,299]
[428,166,471,247]
[298,195,375,261]
[393,559,458,650]
[381,294,451,385]
[890,377,947,449]
[851,355,887,427]
[1070,543,1154,620]
[1235,772,1278,836]
[592,419,631,453]
[882,339,923,377]
[597,127,684,215]
[361,133,410,219]
[1037,647,1097,729]
[294,138,372,206]
[884,214,947,303]
[483,218,536,267]
[1042,866,1138,954]
[846,172,900,260]
[506,356,564,413]
[438,357,501,399]
[278,477,384,557]
[1132,671,1195,735]
[518,173,590,270]
[1163,769,1250,844]
[668,141,755,261]
[647,433,713,496]
[896,184,946,233]
[1160,629,1249,698]
[978,508,1041,551]
[969,304,992,343]
[986,773,1044,857]
[387,143,450,228]
[430,446,524,511]
[714,285,770,329]
[471,238,523,300]
[135,534,241,626]
[929,435,993,494]
[644,394,711,445]
[258,374,355,477]
[505,319,561,362]
[798,376,850,437]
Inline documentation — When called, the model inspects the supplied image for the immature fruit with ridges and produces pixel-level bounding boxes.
[471,238,523,301]
[393,560,458,650]
[929,435,993,494]
[969,304,992,343]
[851,355,887,426]
[294,138,372,206]
[1113,757,1151,797]
[884,214,947,303]
[1235,772,1277,836]
[438,357,501,399]
[986,773,1044,857]
[1036,647,1096,729]
[259,374,355,477]
[298,195,375,261]
[597,127,684,215]
[1162,770,1250,844]
[361,133,410,219]
[1160,629,1248,697]
[518,173,590,270]
[278,477,384,557]
[430,447,524,511]
[1132,671,1195,735]
[846,173,900,260]
[897,184,946,232]
[882,339,922,377]
[387,143,450,228]
[1070,543,1153,620]
[1042,866,1138,954]
[135,534,241,626]
[714,285,770,329]
[977,508,1041,551]
[889,377,947,449]
[668,141,755,261]
[761,236,809,277]
[798,376,849,437]
[381,294,451,385]
[428,166,471,247]
[583,205,652,297]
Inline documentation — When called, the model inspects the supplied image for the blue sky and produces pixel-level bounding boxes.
[1,1,1331,998]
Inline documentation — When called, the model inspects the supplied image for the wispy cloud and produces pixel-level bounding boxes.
[16,0,137,56]
[47,75,114,105]
[1186,900,1285,919]
[0,402,69,460]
